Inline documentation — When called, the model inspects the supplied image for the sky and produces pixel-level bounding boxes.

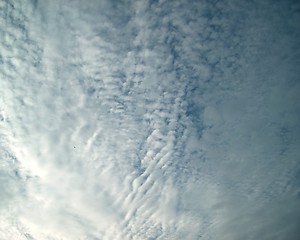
[0,0,300,239]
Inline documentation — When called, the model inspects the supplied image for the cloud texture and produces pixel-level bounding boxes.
[1,0,300,239]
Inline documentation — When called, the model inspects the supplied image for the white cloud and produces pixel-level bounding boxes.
[1,0,300,239]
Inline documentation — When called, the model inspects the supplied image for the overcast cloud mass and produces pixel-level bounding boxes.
[1,0,300,239]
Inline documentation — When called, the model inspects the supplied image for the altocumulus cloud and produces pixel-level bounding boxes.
[1,0,300,239]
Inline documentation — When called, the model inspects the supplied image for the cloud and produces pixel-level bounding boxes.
[0,0,300,239]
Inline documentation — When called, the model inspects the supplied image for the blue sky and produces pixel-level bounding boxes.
[0,0,300,239]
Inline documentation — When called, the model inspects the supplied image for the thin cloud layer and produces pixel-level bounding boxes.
[1,0,300,239]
